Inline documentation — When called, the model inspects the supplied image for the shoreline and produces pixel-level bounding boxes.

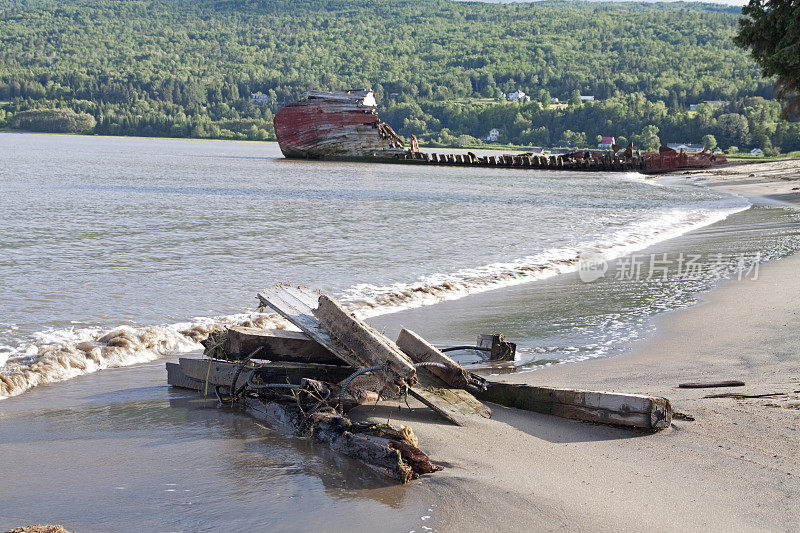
[678,158,800,207]
[350,164,800,531]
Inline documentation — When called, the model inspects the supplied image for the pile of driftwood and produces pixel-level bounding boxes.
[167,286,673,483]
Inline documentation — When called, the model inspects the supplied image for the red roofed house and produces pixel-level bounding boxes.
[598,136,615,149]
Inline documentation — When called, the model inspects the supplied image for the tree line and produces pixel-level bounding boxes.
[0,0,796,153]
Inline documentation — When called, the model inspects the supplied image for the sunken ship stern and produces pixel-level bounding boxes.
[273,90,407,160]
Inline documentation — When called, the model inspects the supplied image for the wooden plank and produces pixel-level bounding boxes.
[178,357,353,389]
[396,328,471,387]
[225,327,342,365]
[408,371,491,425]
[166,361,205,390]
[314,295,417,384]
[476,333,516,361]
[474,381,672,429]
[257,287,364,371]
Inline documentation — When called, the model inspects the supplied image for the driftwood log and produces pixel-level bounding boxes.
[678,380,745,388]
[166,361,439,482]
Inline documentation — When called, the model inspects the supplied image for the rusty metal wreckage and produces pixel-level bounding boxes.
[272,90,727,173]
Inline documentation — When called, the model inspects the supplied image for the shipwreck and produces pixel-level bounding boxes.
[273,90,727,173]
[273,90,406,160]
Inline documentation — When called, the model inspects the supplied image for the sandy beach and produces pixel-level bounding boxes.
[685,159,800,207]
[349,163,800,532]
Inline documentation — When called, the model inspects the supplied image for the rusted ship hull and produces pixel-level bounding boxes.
[274,90,406,160]
[642,148,727,173]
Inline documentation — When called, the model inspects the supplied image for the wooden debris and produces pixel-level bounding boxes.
[475,382,673,429]
[205,326,343,365]
[166,361,439,482]
[314,295,417,386]
[397,328,472,388]
[477,333,517,361]
[258,287,488,425]
[678,380,745,388]
[703,392,787,399]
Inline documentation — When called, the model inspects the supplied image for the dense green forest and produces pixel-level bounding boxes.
[0,0,797,152]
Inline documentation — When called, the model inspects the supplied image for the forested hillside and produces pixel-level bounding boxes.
[0,0,797,152]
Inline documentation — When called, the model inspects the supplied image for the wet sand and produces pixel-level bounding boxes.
[350,166,800,531]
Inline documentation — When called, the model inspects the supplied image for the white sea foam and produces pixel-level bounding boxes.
[341,198,751,318]
[0,196,750,399]
[0,313,291,399]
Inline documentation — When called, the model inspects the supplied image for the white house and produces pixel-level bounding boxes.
[550,97,560,104]
[486,128,500,142]
[579,95,595,102]
[250,92,270,104]
[750,148,764,155]
[667,143,704,153]
[598,136,615,149]
[508,90,530,102]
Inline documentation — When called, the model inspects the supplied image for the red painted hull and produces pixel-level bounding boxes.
[273,91,406,159]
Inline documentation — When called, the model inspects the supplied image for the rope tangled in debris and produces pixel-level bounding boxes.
[338,364,390,414]
[229,346,263,402]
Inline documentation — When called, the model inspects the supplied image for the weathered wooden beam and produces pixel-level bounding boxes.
[475,382,672,429]
[396,328,491,425]
[225,327,342,365]
[177,357,354,389]
[314,295,417,384]
[396,328,471,388]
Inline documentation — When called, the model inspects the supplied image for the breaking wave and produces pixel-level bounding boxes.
[0,314,291,399]
[0,197,749,400]
[341,200,750,317]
